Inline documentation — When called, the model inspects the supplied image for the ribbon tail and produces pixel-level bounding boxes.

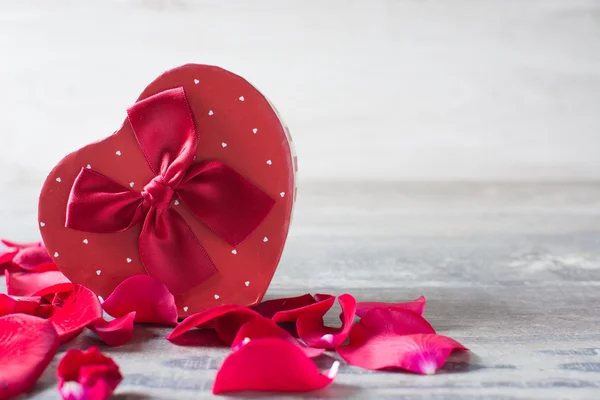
[139,207,217,294]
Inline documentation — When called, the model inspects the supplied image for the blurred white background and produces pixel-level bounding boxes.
[1,0,599,186]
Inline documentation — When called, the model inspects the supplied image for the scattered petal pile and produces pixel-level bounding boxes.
[0,237,470,398]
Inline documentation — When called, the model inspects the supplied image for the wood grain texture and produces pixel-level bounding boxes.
[2,182,600,399]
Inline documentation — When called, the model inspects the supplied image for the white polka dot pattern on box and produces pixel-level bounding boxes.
[239,96,245,102]
[194,79,199,84]
[56,177,61,183]
[214,294,220,300]
[126,258,132,263]
[83,239,89,244]
[116,150,122,156]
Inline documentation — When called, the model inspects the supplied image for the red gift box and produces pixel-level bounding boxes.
[38,64,297,316]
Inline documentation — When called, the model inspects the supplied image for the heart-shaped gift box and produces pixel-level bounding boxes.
[38,64,297,316]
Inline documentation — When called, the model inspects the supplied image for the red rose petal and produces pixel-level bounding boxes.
[11,245,54,272]
[0,314,60,399]
[50,285,103,343]
[355,295,426,318]
[6,270,73,297]
[57,347,123,400]
[253,293,317,319]
[0,239,42,249]
[0,294,42,317]
[232,316,325,358]
[167,304,261,345]
[90,312,136,347]
[297,293,357,349]
[0,250,18,273]
[35,304,58,319]
[271,294,335,323]
[213,337,339,394]
[338,333,467,374]
[102,275,177,325]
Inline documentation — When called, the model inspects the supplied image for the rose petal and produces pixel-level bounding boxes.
[274,294,335,323]
[102,275,177,325]
[6,270,73,297]
[338,333,467,374]
[35,304,58,319]
[167,304,261,345]
[213,337,338,394]
[356,308,435,337]
[253,293,317,319]
[355,295,426,318]
[90,312,136,347]
[0,294,42,317]
[0,250,18,273]
[296,293,357,349]
[57,347,123,400]
[232,316,325,358]
[0,239,42,249]
[52,291,73,307]
[11,245,54,271]
[50,285,103,343]
[0,314,60,399]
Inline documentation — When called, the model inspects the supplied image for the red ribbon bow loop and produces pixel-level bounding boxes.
[65,87,275,294]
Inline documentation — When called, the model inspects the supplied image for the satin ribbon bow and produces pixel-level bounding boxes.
[65,87,275,294]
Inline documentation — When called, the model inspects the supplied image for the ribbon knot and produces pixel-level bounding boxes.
[65,87,275,294]
[142,176,174,209]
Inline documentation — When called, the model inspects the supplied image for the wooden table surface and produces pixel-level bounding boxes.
[2,181,600,399]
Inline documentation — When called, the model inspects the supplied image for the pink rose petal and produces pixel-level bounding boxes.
[0,314,60,399]
[355,295,427,318]
[102,275,177,325]
[6,270,73,297]
[90,312,136,347]
[356,308,436,337]
[57,347,123,400]
[50,285,103,343]
[253,293,317,319]
[232,316,325,358]
[213,337,338,394]
[297,293,357,349]
[167,304,261,345]
[338,333,467,374]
